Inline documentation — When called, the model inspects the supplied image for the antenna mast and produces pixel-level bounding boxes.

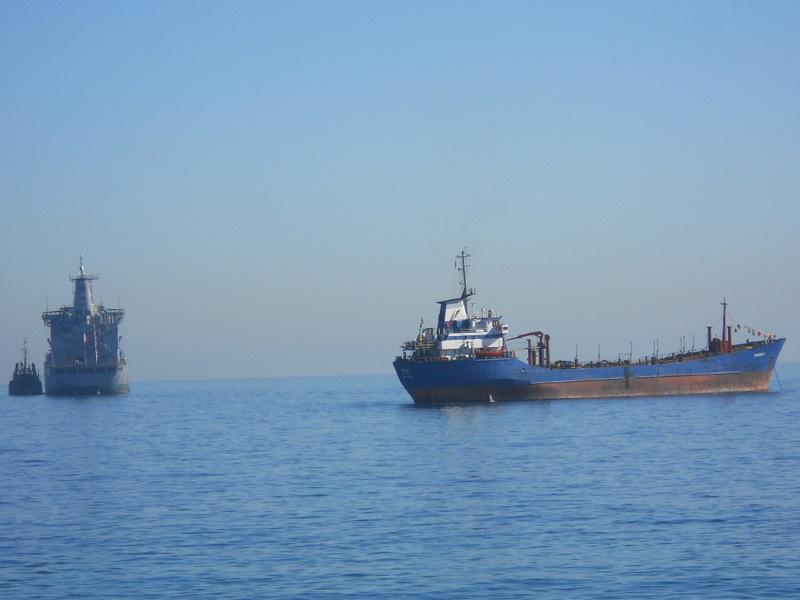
[721,298,727,343]
[456,249,472,298]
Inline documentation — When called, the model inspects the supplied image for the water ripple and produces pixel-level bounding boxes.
[2,371,800,598]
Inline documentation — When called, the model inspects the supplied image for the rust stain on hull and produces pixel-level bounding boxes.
[410,371,773,404]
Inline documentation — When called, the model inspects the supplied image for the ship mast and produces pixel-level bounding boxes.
[721,297,728,350]
[70,255,98,315]
[456,249,472,299]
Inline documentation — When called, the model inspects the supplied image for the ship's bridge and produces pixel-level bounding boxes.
[406,250,510,359]
[435,295,508,355]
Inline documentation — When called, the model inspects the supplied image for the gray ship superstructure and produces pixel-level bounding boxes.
[42,259,128,395]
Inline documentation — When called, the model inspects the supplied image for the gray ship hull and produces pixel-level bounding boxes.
[44,363,129,396]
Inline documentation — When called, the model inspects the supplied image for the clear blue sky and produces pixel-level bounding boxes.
[2,1,798,380]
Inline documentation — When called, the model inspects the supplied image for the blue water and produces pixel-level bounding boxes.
[2,367,799,598]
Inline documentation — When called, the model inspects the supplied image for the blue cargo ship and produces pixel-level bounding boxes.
[394,252,784,404]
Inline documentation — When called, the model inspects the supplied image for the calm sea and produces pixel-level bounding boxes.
[2,366,799,598]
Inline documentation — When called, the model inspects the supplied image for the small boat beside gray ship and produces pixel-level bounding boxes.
[8,341,43,396]
[394,252,785,404]
[41,258,128,395]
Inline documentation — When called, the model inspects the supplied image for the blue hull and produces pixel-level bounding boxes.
[394,339,785,404]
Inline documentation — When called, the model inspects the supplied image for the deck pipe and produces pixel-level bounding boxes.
[545,334,551,367]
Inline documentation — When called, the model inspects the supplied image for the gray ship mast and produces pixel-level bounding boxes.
[456,249,474,300]
[71,254,98,315]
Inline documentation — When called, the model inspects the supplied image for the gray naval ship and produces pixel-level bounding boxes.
[41,258,128,395]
